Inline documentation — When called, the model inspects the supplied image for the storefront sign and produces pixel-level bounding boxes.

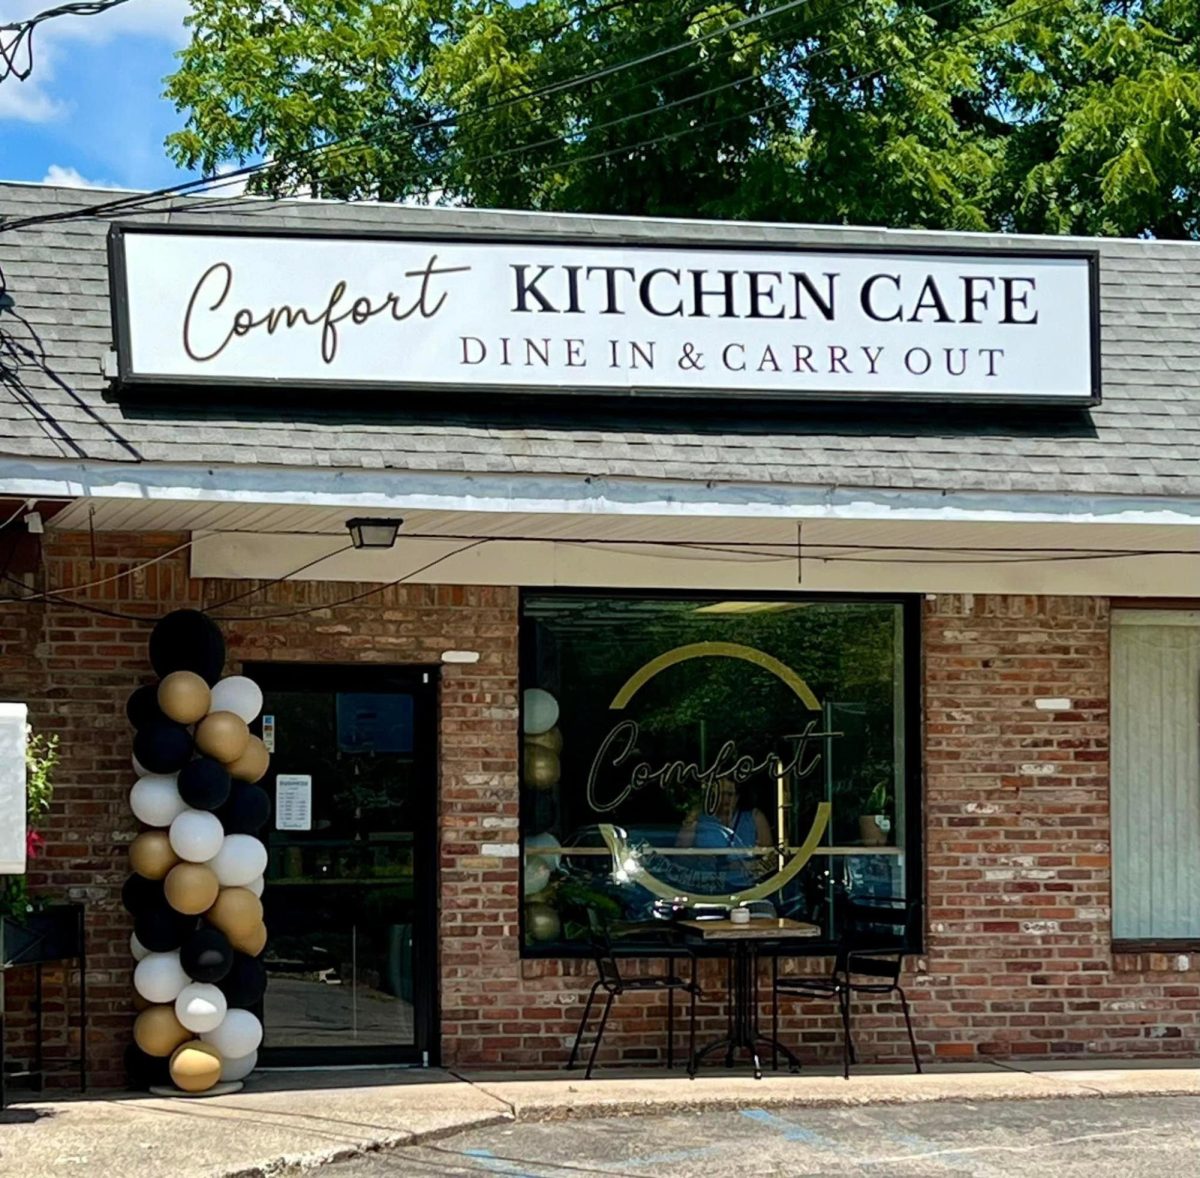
[109,226,1100,405]
[583,640,833,904]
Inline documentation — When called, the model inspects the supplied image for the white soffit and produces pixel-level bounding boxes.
[43,500,1200,597]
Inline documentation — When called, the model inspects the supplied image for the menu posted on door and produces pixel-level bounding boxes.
[275,774,312,831]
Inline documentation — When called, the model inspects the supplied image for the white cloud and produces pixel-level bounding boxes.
[4,0,188,46]
[1,0,189,124]
[0,80,64,123]
[42,163,113,188]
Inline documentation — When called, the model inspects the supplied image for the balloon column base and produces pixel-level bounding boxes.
[149,1080,245,1098]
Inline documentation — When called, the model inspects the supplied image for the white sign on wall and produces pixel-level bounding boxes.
[0,703,28,875]
[275,774,312,832]
[109,227,1100,405]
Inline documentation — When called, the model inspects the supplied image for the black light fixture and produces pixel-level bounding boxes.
[346,517,403,549]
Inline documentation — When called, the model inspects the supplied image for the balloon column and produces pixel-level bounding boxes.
[522,688,564,944]
[123,610,269,1095]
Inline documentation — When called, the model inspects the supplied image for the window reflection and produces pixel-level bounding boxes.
[520,595,911,951]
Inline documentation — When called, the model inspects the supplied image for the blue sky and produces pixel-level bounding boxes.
[2,0,195,190]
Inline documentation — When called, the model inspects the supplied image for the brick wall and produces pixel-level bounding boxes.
[921,593,1200,1059]
[3,536,1197,1088]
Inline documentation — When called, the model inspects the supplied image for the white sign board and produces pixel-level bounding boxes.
[275,774,312,832]
[110,228,1099,405]
[0,704,28,874]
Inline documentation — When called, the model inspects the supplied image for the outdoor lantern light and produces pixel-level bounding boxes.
[346,517,403,549]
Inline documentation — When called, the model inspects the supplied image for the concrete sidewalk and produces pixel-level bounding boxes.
[4,1061,1200,1178]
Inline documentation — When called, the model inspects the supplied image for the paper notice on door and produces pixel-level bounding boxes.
[275,774,312,831]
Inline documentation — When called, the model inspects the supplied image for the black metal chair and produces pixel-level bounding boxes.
[566,911,701,1079]
[771,897,922,1079]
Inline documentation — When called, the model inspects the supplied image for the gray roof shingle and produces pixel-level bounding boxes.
[2,180,1200,498]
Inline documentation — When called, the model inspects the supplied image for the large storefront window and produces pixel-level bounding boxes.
[519,593,918,954]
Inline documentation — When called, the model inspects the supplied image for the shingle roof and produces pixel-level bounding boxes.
[1,180,1198,499]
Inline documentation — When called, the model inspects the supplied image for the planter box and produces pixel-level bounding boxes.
[1,904,84,968]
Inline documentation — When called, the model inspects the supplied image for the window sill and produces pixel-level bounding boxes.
[1112,940,1200,972]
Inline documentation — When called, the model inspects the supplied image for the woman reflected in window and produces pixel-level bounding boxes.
[677,777,774,891]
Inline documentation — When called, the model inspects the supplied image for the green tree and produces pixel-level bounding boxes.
[165,0,1200,237]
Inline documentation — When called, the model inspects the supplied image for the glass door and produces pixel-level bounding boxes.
[247,664,438,1066]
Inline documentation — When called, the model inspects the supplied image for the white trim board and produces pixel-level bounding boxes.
[11,456,1200,528]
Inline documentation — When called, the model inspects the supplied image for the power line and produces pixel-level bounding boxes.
[202,542,355,613]
[92,0,1024,225]
[0,0,825,232]
[2,524,1198,623]
[209,539,491,621]
[0,0,137,83]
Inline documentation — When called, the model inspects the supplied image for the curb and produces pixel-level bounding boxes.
[217,1073,1200,1174]
[220,1112,516,1177]
[500,1080,1200,1123]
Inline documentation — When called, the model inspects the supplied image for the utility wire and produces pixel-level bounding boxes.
[210,539,491,621]
[0,0,823,233]
[0,0,136,83]
[2,525,1198,623]
[94,0,1021,225]
[203,542,356,613]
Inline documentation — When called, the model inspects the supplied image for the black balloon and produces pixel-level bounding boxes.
[181,925,234,984]
[217,783,271,834]
[178,757,232,812]
[125,683,165,730]
[125,1042,171,1089]
[122,872,163,916]
[218,951,268,1007]
[133,722,193,775]
[149,609,226,686]
[134,900,197,953]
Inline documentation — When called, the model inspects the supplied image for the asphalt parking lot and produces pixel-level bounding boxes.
[328,1095,1200,1177]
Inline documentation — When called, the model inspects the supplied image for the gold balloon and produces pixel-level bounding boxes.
[134,1004,192,1057]
[523,744,561,790]
[207,887,263,941]
[164,862,220,916]
[169,1040,223,1093]
[195,711,250,763]
[129,831,179,880]
[231,920,268,957]
[157,671,212,726]
[226,735,269,784]
[526,726,563,754]
[526,902,561,943]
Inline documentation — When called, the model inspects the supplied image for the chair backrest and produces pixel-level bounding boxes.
[586,908,624,989]
[836,896,920,982]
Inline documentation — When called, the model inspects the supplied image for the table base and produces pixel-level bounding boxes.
[690,943,802,1081]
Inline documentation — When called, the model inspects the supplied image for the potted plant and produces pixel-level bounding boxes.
[858,780,893,847]
[0,729,82,968]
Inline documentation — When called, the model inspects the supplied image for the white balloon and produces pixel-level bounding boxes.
[526,826,563,900]
[525,831,561,872]
[130,932,150,962]
[209,676,264,724]
[132,752,150,777]
[134,951,189,1004]
[524,858,551,896]
[176,982,228,1033]
[130,774,185,827]
[245,875,265,898]
[523,688,560,735]
[208,834,268,888]
[202,1008,263,1058]
[219,1049,258,1083]
[169,809,225,863]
